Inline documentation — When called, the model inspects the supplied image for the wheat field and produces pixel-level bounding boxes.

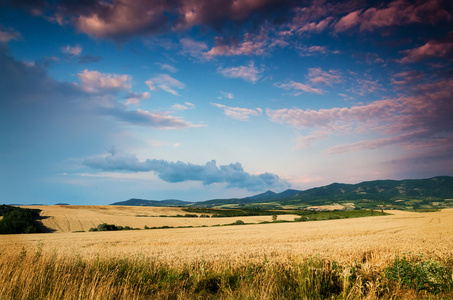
[19,205,299,233]
[2,207,452,265]
[1,207,453,299]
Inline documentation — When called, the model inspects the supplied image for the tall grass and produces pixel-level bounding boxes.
[1,248,451,299]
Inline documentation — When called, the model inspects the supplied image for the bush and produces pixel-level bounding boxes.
[89,223,139,232]
[0,205,42,234]
[232,220,245,225]
[384,254,453,294]
[184,214,198,218]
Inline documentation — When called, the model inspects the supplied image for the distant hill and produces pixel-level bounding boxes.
[111,198,192,207]
[111,176,453,210]
[271,176,453,209]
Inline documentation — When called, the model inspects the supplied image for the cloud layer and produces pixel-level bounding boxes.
[267,76,453,156]
[84,153,290,191]
[0,47,195,130]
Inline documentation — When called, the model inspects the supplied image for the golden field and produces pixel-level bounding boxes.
[2,207,453,265]
[20,205,299,233]
[1,207,453,299]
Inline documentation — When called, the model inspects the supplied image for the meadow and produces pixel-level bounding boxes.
[1,207,452,299]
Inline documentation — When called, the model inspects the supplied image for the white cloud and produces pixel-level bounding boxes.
[221,91,234,99]
[217,62,262,83]
[171,102,195,110]
[147,74,185,96]
[145,80,157,91]
[180,38,208,59]
[62,45,82,56]
[212,103,262,121]
[158,63,178,73]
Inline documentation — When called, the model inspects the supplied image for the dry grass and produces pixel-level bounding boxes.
[1,208,452,299]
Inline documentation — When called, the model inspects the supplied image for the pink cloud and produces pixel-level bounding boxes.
[124,91,150,106]
[288,0,363,35]
[206,32,267,57]
[276,81,324,95]
[326,130,433,154]
[268,77,453,154]
[76,1,168,40]
[61,45,82,56]
[308,68,342,85]
[295,17,334,34]
[295,131,328,149]
[296,45,339,57]
[334,10,361,32]
[391,71,425,86]
[399,33,453,63]
[217,62,262,83]
[266,98,396,130]
[174,0,276,30]
[77,69,131,93]
[0,27,21,42]
[334,0,452,33]
[347,73,383,96]
[60,0,289,42]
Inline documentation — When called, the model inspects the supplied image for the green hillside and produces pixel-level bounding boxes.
[111,176,453,211]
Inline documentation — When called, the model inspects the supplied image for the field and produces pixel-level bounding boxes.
[20,205,300,232]
[1,207,453,299]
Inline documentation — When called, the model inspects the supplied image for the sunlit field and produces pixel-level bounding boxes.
[1,208,453,299]
[20,205,300,232]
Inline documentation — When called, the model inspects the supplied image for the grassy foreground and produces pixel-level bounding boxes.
[1,248,452,299]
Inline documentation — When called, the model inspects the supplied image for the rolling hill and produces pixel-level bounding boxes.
[111,176,453,210]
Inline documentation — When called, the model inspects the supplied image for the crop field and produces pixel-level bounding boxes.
[1,208,453,299]
[20,205,300,233]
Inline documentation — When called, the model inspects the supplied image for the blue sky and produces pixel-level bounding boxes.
[1,0,452,205]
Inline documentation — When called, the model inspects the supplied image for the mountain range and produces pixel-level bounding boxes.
[111,176,453,210]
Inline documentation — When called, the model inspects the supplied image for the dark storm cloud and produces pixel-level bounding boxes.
[2,0,297,41]
[83,153,291,191]
[3,0,452,48]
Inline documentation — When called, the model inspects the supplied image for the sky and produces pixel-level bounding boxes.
[1,0,452,205]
